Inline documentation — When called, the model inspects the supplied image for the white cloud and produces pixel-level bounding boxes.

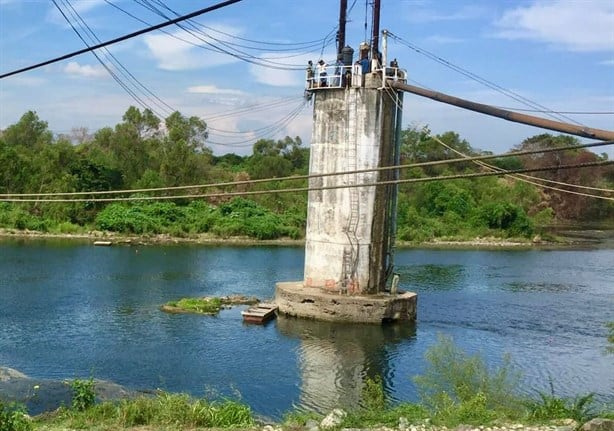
[142,26,243,71]
[187,85,245,96]
[63,61,108,78]
[248,51,330,87]
[46,0,106,26]
[599,59,614,66]
[494,0,614,52]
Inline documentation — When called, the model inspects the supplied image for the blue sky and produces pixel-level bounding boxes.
[0,0,612,156]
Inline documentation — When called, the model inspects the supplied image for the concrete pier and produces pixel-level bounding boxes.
[276,282,416,323]
[275,71,416,323]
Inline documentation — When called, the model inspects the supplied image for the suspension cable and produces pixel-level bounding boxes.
[1,141,611,199]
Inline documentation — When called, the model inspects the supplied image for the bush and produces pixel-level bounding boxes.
[525,391,596,423]
[473,202,533,237]
[166,297,222,314]
[413,334,524,425]
[71,378,96,411]
[0,401,32,431]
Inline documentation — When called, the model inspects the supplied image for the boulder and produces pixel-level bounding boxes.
[582,418,614,431]
[320,408,347,429]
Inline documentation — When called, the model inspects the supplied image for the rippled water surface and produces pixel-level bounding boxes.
[0,239,612,417]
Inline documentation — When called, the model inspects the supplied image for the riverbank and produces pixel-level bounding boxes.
[2,364,612,431]
[2,227,607,249]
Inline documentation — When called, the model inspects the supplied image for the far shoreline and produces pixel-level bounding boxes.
[1,227,608,250]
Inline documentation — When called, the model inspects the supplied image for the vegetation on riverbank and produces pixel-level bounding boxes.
[2,336,612,431]
[162,297,223,314]
[160,295,259,315]
[0,109,611,244]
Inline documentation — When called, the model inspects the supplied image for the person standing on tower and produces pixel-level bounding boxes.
[317,59,328,87]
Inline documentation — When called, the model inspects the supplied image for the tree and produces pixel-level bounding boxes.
[158,112,212,187]
[2,110,52,149]
[247,136,307,179]
[400,126,475,176]
[515,134,613,220]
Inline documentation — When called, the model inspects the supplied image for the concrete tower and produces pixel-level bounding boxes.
[275,57,416,323]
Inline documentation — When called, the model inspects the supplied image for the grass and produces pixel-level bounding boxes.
[17,336,613,430]
[162,297,223,314]
[35,392,254,429]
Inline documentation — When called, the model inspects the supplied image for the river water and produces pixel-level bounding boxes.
[0,239,612,417]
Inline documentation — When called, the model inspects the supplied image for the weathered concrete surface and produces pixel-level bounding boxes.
[305,86,399,295]
[275,282,416,323]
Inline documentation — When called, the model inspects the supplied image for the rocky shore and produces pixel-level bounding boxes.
[0,366,134,415]
[0,228,584,249]
[2,367,613,431]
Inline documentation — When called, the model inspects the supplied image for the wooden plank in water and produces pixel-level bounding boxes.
[241,304,278,324]
[93,241,112,246]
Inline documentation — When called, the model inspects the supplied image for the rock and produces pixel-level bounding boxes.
[454,426,475,431]
[0,366,28,381]
[399,416,409,430]
[306,418,320,431]
[320,408,347,429]
[582,418,614,431]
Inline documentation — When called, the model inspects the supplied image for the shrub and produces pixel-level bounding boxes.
[362,376,387,411]
[0,401,32,431]
[71,378,96,411]
[473,202,533,237]
[413,334,524,424]
[525,391,596,423]
[166,297,222,314]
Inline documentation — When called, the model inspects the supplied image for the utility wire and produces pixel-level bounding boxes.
[51,0,309,148]
[144,0,328,54]
[2,140,611,198]
[53,0,173,119]
[430,135,613,200]
[2,160,611,203]
[496,107,614,115]
[0,0,244,79]
[387,32,585,127]
[132,0,323,70]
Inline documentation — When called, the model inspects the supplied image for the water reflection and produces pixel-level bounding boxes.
[501,281,585,293]
[277,316,416,412]
[398,264,465,290]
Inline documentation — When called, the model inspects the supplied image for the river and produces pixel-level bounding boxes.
[0,238,612,418]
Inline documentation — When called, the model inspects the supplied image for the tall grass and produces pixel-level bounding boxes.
[413,334,524,425]
[42,392,254,429]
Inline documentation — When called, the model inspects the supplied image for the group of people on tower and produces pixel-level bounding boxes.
[305,42,401,90]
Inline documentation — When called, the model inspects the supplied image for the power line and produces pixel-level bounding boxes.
[52,0,173,119]
[0,0,244,79]
[130,0,324,70]
[430,135,613,200]
[1,160,611,203]
[2,140,611,198]
[496,107,614,115]
[387,31,585,127]
[50,0,309,149]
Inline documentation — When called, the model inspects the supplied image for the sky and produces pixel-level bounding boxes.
[0,0,612,156]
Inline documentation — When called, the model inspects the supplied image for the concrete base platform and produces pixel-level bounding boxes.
[274,281,417,324]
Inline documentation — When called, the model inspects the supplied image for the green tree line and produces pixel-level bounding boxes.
[0,108,611,241]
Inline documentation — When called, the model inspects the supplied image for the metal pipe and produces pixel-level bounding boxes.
[337,0,347,55]
[387,90,403,281]
[389,81,614,141]
[381,29,388,71]
[372,0,381,59]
